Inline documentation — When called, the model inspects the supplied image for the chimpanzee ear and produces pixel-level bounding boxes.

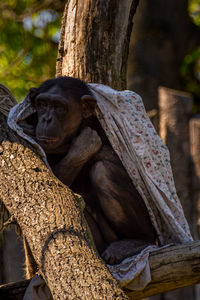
[81,95,97,118]
[29,88,38,106]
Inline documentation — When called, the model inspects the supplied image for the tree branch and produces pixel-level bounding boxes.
[127,241,200,299]
[0,112,128,299]
[1,241,200,300]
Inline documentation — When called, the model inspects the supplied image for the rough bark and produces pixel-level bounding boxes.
[127,0,200,111]
[127,241,200,299]
[56,0,139,90]
[2,241,200,300]
[0,112,128,299]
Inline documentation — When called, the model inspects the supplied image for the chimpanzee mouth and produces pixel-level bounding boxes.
[37,137,59,144]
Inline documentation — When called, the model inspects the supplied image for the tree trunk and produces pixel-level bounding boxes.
[56,0,139,89]
[0,112,128,299]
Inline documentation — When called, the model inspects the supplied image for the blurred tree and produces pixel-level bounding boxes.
[127,0,200,112]
[180,46,200,113]
[189,0,200,26]
[0,0,65,101]
[180,0,200,113]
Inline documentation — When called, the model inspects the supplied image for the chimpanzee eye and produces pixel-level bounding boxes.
[54,103,67,113]
[38,100,47,108]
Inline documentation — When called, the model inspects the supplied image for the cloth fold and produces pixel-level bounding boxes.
[7,84,192,295]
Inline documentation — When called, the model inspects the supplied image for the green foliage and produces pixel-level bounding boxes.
[180,0,200,112]
[189,0,200,26]
[0,0,64,101]
[181,47,200,113]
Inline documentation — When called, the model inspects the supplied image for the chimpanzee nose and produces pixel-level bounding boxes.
[42,115,52,123]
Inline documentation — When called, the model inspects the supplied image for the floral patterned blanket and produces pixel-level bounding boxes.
[8,84,192,292]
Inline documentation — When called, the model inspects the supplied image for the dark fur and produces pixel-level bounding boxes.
[29,77,92,99]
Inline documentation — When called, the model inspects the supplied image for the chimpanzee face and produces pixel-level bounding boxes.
[31,78,96,154]
[35,85,83,153]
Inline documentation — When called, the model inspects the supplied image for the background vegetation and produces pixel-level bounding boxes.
[181,0,200,112]
[0,0,199,107]
[0,0,65,101]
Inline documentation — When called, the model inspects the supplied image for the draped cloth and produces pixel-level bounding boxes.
[7,84,192,297]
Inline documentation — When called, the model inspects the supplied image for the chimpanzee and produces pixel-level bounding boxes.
[20,76,156,265]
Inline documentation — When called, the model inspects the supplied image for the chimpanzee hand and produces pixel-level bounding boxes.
[53,127,102,186]
[101,239,154,265]
[69,127,102,162]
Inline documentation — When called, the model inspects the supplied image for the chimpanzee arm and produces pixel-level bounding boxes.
[52,127,102,186]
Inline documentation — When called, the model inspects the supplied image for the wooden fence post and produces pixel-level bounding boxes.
[158,86,196,300]
[158,86,193,230]
[189,116,200,299]
[190,117,200,236]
